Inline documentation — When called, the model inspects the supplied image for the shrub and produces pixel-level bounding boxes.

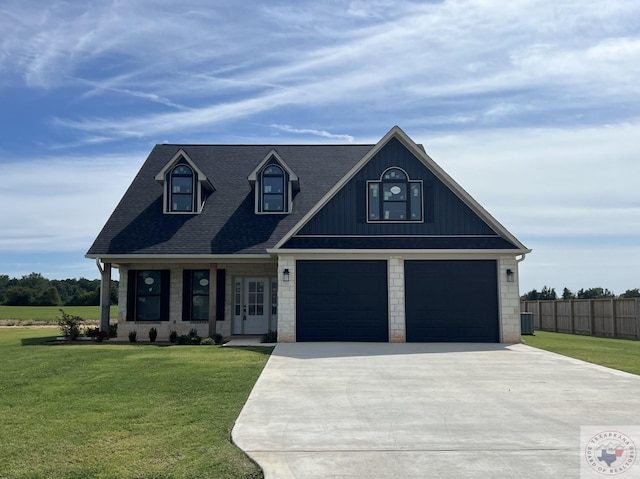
[200,337,216,345]
[148,327,158,343]
[128,330,137,343]
[211,333,223,345]
[95,330,109,342]
[177,329,201,345]
[169,330,178,343]
[56,309,83,341]
[262,330,277,343]
[85,326,100,338]
[108,323,118,338]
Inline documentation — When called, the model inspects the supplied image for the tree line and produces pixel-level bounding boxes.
[0,273,118,306]
[521,286,640,301]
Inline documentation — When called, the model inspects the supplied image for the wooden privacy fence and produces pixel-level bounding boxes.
[520,299,640,339]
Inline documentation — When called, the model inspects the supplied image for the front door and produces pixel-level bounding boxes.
[243,278,269,335]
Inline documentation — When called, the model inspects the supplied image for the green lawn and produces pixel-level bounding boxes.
[524,331,640,375]
[0,305,119,324]
[0,328,271,479]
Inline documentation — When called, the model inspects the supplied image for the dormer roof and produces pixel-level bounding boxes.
[154,149,214,193]
[247,149,300,190]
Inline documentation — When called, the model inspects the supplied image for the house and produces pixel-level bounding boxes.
[86,126,530,343]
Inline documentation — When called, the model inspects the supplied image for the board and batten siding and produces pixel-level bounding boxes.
[296,137,498,237]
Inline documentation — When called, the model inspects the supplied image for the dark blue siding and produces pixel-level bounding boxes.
[297,137,497,237]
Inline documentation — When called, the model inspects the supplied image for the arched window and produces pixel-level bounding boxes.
[170,165,194,212]
[368,167,423,221]
[261,165,285,212]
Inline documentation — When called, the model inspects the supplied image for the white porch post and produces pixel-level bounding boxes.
[98,261,111,333]
[208,263,218,337]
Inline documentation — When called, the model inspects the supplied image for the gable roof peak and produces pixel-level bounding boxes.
[154,148,208,183]
[272,125,529,252]
[248,148,300,190]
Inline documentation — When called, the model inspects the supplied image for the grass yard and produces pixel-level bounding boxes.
[0,305,119,324]
[524,330,640,376]
[0,328,271,479]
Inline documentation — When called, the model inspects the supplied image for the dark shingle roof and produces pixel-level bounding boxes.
[87,144,374,256]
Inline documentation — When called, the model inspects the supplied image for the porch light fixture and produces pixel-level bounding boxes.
[506,269,515,283]
[282,269,290,282]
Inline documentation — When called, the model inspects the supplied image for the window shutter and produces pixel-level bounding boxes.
[126,270,136,321]
[216,269,226,321]
[160,270,171,321]
[182,270,192,321]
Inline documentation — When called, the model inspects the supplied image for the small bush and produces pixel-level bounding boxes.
[57,309,83,341]
[148,327,158,343]
[108,323,118,338]
[169,330,178,343]
[83,326,109,342]
[262,330,277,343]
[95,330,109,342]
[177,329,201,345]
[200,337,216,346]
[85,326,100,338]
[128,330,137,343]
[211,333,223,345]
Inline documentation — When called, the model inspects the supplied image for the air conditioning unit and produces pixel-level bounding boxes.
[520,312,535,335]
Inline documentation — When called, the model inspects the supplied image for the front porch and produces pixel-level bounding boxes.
[96,260,281,342]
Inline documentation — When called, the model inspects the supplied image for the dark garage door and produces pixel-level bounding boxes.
[405,260,498,342]
[296,260,388,341]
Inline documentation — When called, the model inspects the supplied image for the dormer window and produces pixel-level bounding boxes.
[248,149,299,215]
[367,167,423,222]
[170,165,195,212]
[155,149,214,215]
[262,165,285,212]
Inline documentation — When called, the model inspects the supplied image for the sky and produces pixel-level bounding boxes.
[0,0,639,295]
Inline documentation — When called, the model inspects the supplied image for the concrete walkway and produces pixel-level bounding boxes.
[232,342,640,478]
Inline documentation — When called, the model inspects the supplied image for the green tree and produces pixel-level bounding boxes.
[576,287,615,299]
[521,286,557,301]
[562,287,575,300]
[37,287,61,306]
[5,286,36,306]
[621,288,640,298]
[20,273,50,291]
[0,274,10,303]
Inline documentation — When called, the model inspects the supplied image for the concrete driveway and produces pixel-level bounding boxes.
[232,342,640,478]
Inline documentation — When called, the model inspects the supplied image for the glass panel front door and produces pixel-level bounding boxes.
[243,278,269,334]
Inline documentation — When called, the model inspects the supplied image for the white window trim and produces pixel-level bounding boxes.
[155,149,213,215]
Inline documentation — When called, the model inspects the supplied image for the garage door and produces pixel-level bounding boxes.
[405,260,499,342]
[296,260,388,341]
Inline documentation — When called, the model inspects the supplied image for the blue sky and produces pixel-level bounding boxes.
[1,0,639,295]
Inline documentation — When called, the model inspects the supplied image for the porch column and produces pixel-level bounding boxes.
[388,256,406,342]
[99,261,111,333]
[208,263,218,337]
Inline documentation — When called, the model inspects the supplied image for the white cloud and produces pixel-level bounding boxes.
[519,243,640,294]
[1,0,640,291]
[0,152,144,252]
[269,124,355,142]
[418,121,640,248]
[2,0,638,134]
